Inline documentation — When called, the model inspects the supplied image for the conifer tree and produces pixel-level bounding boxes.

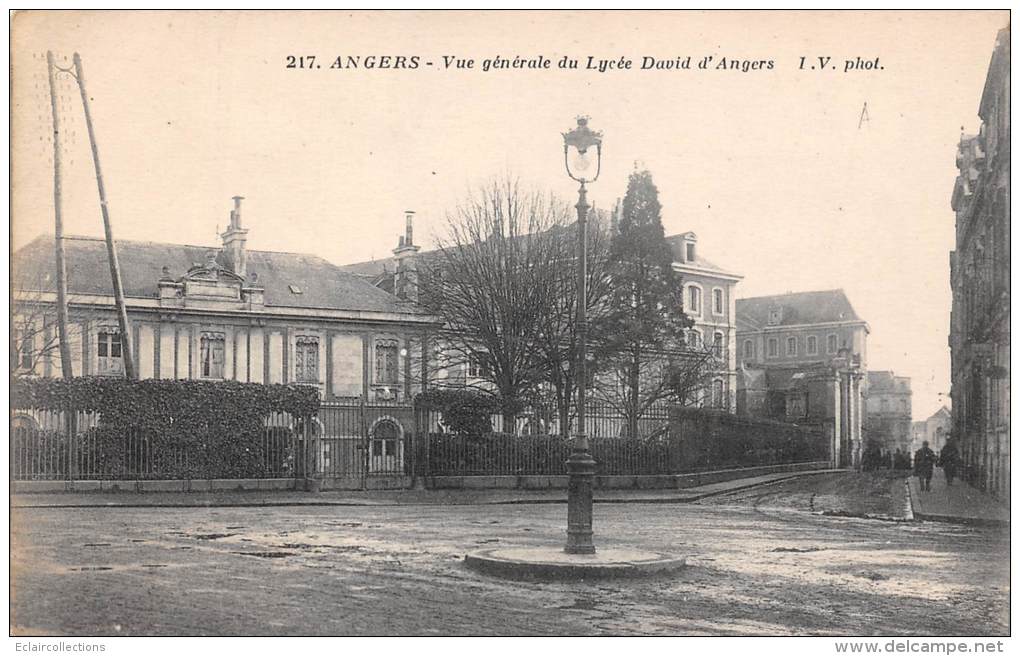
[595,169,699,436]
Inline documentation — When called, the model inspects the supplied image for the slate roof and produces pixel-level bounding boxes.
[736,289,863,328]
[13,235,422,315]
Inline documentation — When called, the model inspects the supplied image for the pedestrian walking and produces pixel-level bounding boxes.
[938,437,961,487]
[914,441,937,492]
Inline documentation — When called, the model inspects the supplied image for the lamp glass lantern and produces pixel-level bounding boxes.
[562,116,603,184]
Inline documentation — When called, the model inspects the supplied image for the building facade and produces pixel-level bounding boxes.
[735,289,869,467]
[12,198,437,405]
[949,26,1010,502]
[911,406,952,455]
[341,219,743,413]
[665,232,743,411]
[864,371,912,454]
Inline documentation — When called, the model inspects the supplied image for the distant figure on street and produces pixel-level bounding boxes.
[938,437,961,487]
[914,441,937,492]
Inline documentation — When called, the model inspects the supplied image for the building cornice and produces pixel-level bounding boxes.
[671,262,743,282]
[13,290,441,327]
[736,319,870,334]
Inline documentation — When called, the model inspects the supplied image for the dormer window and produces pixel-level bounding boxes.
[685,243,695,262]
[768,307,783,325]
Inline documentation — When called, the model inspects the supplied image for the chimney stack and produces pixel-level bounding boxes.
[221,195,249,278]
[405,210,415,247]
[392,209,421,302]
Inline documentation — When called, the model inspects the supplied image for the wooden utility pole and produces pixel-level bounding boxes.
[46,51,74,379]
[71,52,136,379]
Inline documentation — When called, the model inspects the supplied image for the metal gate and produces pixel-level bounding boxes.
[316,401,415,488]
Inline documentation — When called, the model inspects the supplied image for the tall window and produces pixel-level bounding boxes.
[713,331,724,358]
[743,339,754,360]
[295,336,319,383]
[467,352,490,378]
[686,243,695,262]
[200,332,225,379]
[97,328,124,375]
[711,379,724,408]
[786,336,797,356]
[688,330,702,349]
[806,335,818,355]
[767,338,778,358]
[375,340,399,385]
[712,288,724,315]
[687,286,701,314]
[827,334,838,354]
[14,328,33,370]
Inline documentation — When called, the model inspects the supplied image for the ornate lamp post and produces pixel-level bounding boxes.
[562,116,603,554]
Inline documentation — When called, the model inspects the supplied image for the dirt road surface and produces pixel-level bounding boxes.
[10,473,1009,636]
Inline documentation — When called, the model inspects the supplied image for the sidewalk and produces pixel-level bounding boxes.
[907,472,1010,526]
[11,469,837,509]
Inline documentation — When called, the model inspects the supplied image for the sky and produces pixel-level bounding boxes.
[10,10,1008,419]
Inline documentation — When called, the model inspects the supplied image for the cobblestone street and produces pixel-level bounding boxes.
[10,474,1009,636]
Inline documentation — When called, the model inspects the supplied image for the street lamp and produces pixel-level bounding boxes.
[562,115,602,554]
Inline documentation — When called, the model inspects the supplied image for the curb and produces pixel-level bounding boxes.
[911,512,1010,528]
[10,471,841,509]
[902,479,915,522]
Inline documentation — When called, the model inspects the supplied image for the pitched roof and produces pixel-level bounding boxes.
[663,233,733,275]
[339,227,738,280]
[13,235,422,315]
[736,289,863,328]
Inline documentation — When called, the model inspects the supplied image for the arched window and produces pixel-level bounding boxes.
[767,338,778,358]
[371,419,401,458]
[743,339,754,360]
[786,336,797,356]
[806,335,818,355]
[688,329,702,348]
[827,334,838,354]
[713,331,724,358]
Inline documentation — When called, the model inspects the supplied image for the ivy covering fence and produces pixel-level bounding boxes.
[11,377,319,481]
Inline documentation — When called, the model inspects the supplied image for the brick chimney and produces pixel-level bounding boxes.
[221,196,249,278]
[392,210,421,301]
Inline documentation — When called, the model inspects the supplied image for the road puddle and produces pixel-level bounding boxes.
[232,551,296,559]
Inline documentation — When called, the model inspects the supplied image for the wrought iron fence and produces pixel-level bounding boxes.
[422,432,683,477]
[419,403,828,477]
[11,408,307,481]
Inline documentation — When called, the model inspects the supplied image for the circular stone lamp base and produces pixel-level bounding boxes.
[464,547,686,581]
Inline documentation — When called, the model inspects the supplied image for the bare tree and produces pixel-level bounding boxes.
[11,292,84,380]
[592,342,722,438]
[417,178,571,430]
[532,210,617,436]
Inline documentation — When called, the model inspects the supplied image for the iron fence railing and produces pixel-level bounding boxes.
[11,399,829,483]
[418,404,828,477]
[11,408,308,481]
